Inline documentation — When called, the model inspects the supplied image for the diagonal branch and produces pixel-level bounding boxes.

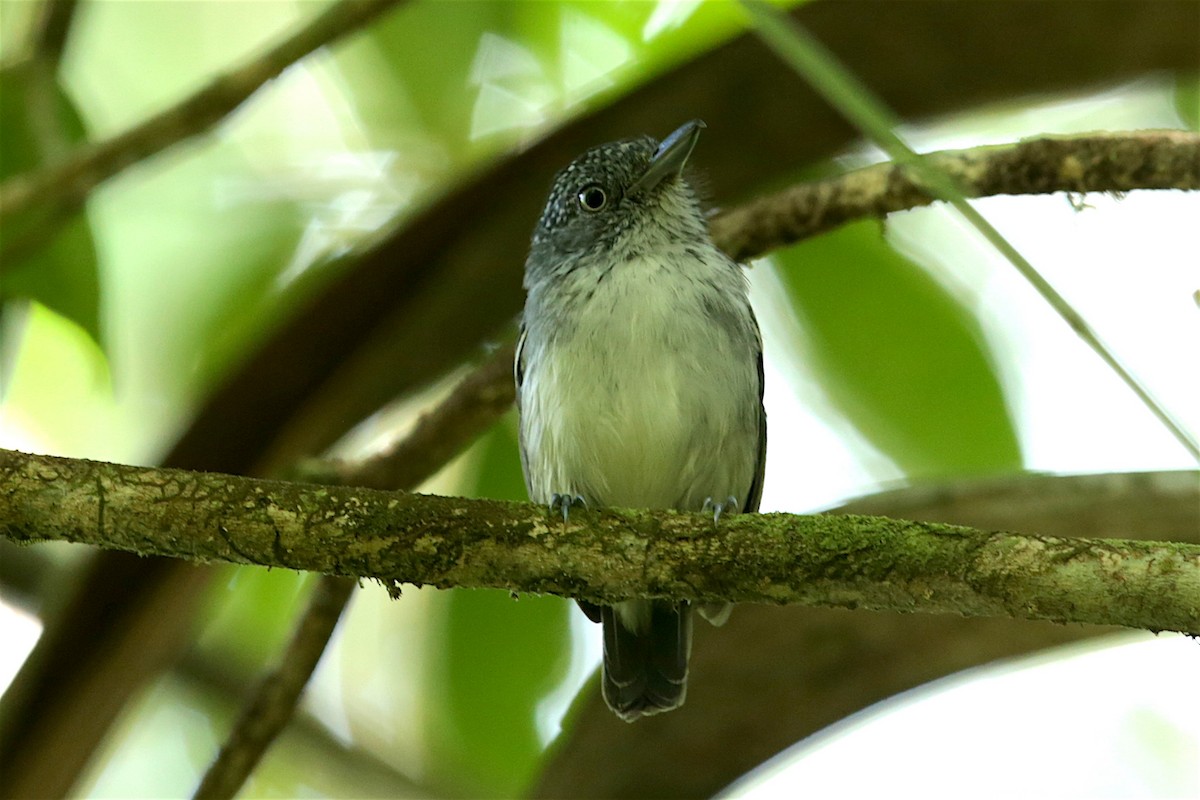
[0,0,407,267]
[286,340,518,491]
[191,574,356,800]
[3,448,1197,634]
[744,0,1199,459]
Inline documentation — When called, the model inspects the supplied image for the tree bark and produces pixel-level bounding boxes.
[2,450,1197,633]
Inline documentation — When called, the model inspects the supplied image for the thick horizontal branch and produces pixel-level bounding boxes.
[710,131,1200,262]
[533,469,1200,798]
[0,344,510,800]
[2,449,1197,634]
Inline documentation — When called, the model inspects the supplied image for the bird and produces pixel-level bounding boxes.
[515,119,766,721]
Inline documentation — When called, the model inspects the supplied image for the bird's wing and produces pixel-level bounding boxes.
[514,324,536,499]
[514,323,527,396]
[742,332,767,514]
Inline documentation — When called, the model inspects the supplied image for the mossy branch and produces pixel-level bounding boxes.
[710,130,1200,262]
[3,448,1197,634]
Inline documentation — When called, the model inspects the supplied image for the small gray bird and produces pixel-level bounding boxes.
[516,120,766,722]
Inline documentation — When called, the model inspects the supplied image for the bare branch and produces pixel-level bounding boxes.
[177,649,437,797]
[3,449,1197,634]
[711,131,1200,262]
[0,0,407,267]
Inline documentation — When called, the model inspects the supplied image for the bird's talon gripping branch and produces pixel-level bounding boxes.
[549,493,586,523]
[702,495,740,524]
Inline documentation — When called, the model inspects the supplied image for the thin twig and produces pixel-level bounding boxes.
[744,2,1200,462]
[178,645,435,797]
[9,0,84,173]
[0,0,407,268]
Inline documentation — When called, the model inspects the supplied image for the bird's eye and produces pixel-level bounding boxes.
[577,185,607,212]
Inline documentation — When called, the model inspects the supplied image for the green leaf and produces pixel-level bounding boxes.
[0,60,103,345]
[353,2,518,160]
[91,138,306,420]
[338,1,752,174]
[426,417,572,798]
[1175,73,1200,131]
[195,567,316,678]
[775,220,1022,477]
[468,411,531,505]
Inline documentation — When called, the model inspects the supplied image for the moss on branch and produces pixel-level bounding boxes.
[3,448,1197,634]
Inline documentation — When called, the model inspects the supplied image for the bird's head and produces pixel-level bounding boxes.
[525,120,708,286]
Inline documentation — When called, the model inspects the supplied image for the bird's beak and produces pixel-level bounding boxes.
[628,119,705,197]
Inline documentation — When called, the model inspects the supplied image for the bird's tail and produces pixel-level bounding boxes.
[600,600,692,722]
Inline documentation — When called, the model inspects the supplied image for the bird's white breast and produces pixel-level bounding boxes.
[521,248,759,512]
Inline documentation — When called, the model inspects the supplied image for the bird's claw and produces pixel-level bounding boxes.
[702,495,740,525]
[549,493,587,523]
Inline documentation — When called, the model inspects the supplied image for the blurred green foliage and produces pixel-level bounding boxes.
[0,60,102,347]
[334,0,753,195]
[0,0,753,460]
[776,221,1022,477]
[197,568,316,678]
[1175,73,1200,131]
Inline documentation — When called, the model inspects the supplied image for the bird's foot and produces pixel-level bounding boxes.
[702,495,740,525]
[549,493,587,523]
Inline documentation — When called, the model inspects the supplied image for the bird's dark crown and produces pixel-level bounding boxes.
[526,133,702,277]
[532,136,655,239]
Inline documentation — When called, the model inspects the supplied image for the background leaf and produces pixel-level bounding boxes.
[1175,72,1199,131]
[775,220,1023,477]
[0,61,102,347]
